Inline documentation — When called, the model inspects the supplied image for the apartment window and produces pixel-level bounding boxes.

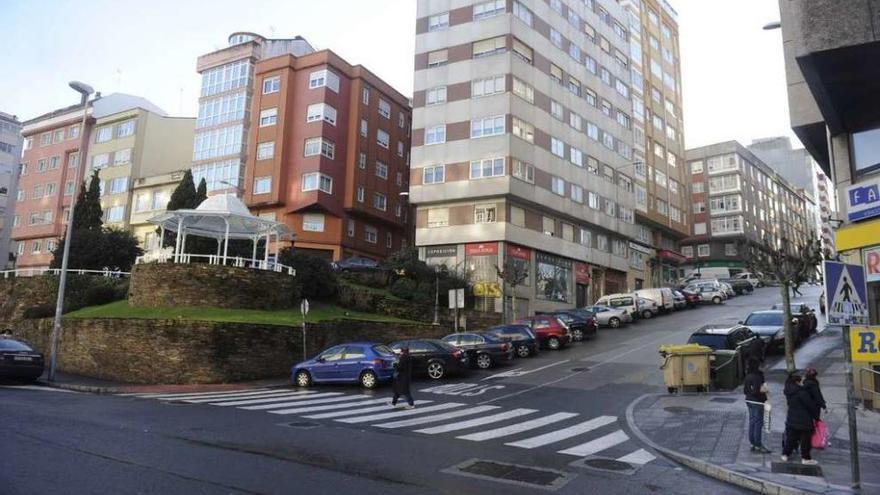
[254,176,272,194]
[588,192,600,210]
[47,130,59,144]
[569,112,583,132]
[306,103,337,125]
[45,183,56,196]
[373,193,387,211]
[655,199,668,216]
[398,112,405,129]
[512,39,532,64]
[568,43,581,63]
[192,125,245,161]
[725,243,737,256]
[92,154,109,170]
[670,206,682,223]
[474,204,497,224]
[512,159,534,183]
[474,0,505,19]
[605,199,616,217]
[512,118,534,143]
[426,86,447,105]
[512,78,534,103]
[550,64,563,84]
[470,158,505,179]
[423,164,445,184]
[362,87,370,105]
[96,126,112,143]
[375,161,388,179]
[551,137,564,157]
[696,244,710,257]
[362,225,378,244]
[68,124,80,139]
[259,108,278,127]
[347,219,355,237]
[16,189,24,201]
[510,206,525,227]
[651,87,662,103]
[302,172,333,194]
[711,216,744,235]
[578,228,591,247]
[135,193,149,212]
[587,122,599,141]
[613,239,627,257]
[111,148,131,166]
[472,75,505,97]
[12,215,19,228]
[427,49,448,67]
[681,246,694,258]
[360,119,368,137]
[654,170,667,188]
[65,181,75,196]
[708,174,740,193]
[585,56,598,75]
[397,141,404,157]
[601,100,612,117]
[304,137,335,159]
[262,76,280,94]
[378,99,391,119]
[428,12,449,31]
[603,133,614,150]
[542,216,555,236]
[513,1,533,25]
[473,36,506,58]
[427,208,449,228]
[571,184,584,203]
[570,148,583,167]
[308,69,340,92]
[202,60,252,96]
[425,125,446,145]
[667,153,677,168]
[117,120,135,138]
[106,205,125,223]
[470,115,505,138]
[357,186,364,202]
[377,129,390,149]
[597,235,608,252]
[693,181,704,193]
[257,141,275,160]
[31,240,42,253]
[550,100,564,121]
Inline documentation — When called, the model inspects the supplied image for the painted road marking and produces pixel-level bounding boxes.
[303,400,434,419]
[505,415,617,449]
[617,448,656,465]
[480,360,571,380]
[121,388,271,398]
[414,408,537,435]
[149,389,293,402]
[208,391,323,406]
[456,412,579,442]
[418,382,506,396]
[557,430,629,457]
[242,394,356,410]
[268,398,389,415]
[0,385,78,393]
[375,406,500,429]
[336,403,465,424]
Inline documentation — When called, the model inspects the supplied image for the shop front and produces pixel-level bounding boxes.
[535,252,573,307]
[655,249,688,286]
[575,262,592,307]
[466,242,501,312]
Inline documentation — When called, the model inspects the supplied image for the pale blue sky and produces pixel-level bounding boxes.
[1,0,794,149]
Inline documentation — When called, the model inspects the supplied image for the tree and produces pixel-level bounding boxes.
[161,170,208,252]
[739,236,823,373]
[72,170,103,232]
[196,177,208,205]
[497,260,528,323]
[277,248,337,300]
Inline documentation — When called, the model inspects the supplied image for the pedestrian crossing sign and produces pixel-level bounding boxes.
[824,260,869,325]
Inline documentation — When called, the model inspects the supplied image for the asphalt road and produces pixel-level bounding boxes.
[1,285,824,495]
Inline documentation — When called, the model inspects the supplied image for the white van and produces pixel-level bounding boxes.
[684,267,731,281]
[595,293,640,320]
[734,272,763,288]
[634,288,675,312]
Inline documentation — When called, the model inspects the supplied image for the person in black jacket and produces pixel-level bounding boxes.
[743,358,771,453]
[803,367,827,416]
[781,373,820,464]
[390,347,415,409]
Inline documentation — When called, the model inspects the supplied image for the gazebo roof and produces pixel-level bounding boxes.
[147,194,292,240]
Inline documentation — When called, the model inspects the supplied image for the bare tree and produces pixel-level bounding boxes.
[496,261,529,323]
[738,237,823,373]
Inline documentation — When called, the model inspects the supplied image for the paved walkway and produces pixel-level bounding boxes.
[33,370,289,394]
[627,327,880,494]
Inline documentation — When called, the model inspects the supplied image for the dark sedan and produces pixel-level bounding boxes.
[771,303,818,338]
[331,256,382,272]
[0,338,45,382]
[389,339,468,380]
[441,333,514,369]
[679,289,701,308]
[742,310,799,352]
[483,325,539,358]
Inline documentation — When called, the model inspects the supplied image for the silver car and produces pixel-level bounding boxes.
[581,305,631,328]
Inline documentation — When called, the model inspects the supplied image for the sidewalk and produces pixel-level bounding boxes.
[626,327,880,494]
[37,371,291,395]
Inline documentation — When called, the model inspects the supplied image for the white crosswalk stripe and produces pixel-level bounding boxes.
[209,391,323,406]
[504,415,617,449]
[374,405,500,429]
[456,412,579,442]
[414,409,537,435]
[242,394,355,410]
[557,430,630,457]
[123,388,271,398]
[336,403,465,424]
[182,390,315,404]
[147,389,293,402]
[268,398,389,415]
[617,449,656,465]
[303,400,434,419]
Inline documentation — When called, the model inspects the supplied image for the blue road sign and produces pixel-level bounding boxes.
[824,260,869,325]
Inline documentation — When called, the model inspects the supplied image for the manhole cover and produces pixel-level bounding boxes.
[280,421,320,429]
[710,397,737,403]
[771,462,822,477]
[663,406,693,414]
[582,458,631,471]
[570,367,589,372]
[443,459,574,491]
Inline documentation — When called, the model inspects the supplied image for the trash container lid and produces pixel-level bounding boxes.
[658,343,712,355]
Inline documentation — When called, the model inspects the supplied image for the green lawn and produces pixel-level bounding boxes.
[66,300,413,325]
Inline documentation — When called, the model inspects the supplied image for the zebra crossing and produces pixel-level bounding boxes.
[127,387,656,466]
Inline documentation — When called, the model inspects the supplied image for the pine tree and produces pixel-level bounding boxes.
[166,170,198,211]
[72,170,103,232]
[196,177,208,206]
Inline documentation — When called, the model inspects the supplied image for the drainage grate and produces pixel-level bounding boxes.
[663,406,693,414]
[710,397,738,403]
[582,458,632,471]
[771,462,823,477]
[279,421,321,429]
[570,367,590,372]
[443,459,574,491]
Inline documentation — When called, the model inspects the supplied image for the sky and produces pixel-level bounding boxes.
[0,0,798,150]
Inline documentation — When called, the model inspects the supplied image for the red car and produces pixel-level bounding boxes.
[513,315,572,350]
[680,290,702,308]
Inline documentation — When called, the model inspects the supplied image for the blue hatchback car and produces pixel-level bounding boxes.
[291,342,397,389]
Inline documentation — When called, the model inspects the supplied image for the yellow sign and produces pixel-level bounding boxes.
[473,282,502,298]
[851,326,880,362]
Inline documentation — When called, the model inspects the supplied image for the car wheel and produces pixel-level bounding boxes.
[642,310,653,319]
[294,370,311,388]
[609,317,621,328]
[427,361,445,380]
[360,370,378,389]
[516,345,531,358]
[547,337,561,350]
[712,296,722,305]
[572,329,584,342]
[475,353,492,369]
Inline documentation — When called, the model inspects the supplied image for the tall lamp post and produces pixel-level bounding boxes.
[48,81,93,382]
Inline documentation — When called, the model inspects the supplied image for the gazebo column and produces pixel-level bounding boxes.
[251,236,258,266]
[159,226,165,251]
[174,218,183,262]
[180,228,187,263]
[216,238,222,264]
[222,218,230,265]
[263,233,270,266]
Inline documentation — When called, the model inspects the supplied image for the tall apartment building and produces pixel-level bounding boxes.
[681,141,813,275]
[191,32,315,195]
[0,112,23,269]
[619,0,689,286]
[243,50,412,261]
[411,0,639,315]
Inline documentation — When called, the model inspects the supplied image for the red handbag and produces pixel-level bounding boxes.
[811,419,828,449]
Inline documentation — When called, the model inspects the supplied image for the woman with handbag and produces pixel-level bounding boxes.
[781,373,820,465]
[743,358,772,453]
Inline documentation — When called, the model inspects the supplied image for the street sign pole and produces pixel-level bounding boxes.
[841,323,860,490]
[300,299,309,361]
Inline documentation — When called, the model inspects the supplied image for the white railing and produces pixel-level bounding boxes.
[0,268,130,279]
[135,252,295,276]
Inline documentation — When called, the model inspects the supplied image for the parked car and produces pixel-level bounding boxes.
[595,293,641,321]
[636,297,660,318]
[671,290,687,310]
[635,288,675,313]
[733,272,764,288]
[686,279,724,294]
[513,315,572,350]
[679,289,701,308]
[719,282,736,298]
[770,303,818,338]
[0,338,44,382]
[687,323,765,363]
[291,342,397,389]
[441,333,514,369]
[721,278,754,295]
[742,310,799,352]
[388,339,468,380]
[690,285,726,305]
[483,324,539,358]
[539,310,599,339]
[331,256,381,272]
[579,305,631,328]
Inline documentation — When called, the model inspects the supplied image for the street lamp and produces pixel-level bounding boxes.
[762,21,781,30]
[48,81,94,382]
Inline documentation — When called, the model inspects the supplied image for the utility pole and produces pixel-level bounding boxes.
[432,267,439,325]
[841,320,861,490]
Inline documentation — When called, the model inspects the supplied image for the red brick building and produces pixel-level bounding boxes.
[243,50,412,261]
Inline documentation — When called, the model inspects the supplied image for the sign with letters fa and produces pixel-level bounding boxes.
[850,326,880,362]
[846,178,880,222]
[823,260,869,325]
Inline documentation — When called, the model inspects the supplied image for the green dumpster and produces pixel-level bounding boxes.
[710,350,741,390]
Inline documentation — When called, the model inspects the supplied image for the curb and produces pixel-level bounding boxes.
[37,379,291,395]
[624,393,815,495]
[38,380,119,395]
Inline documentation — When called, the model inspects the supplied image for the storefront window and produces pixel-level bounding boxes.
[535,252,572,303]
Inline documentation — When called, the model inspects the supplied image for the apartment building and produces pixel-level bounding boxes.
[243,50,412,261]
[411,0,639,315]
[191,32,315,195]
[0,112,23,269]
[129,169,188,250]
[619,0,689,286]
[681,141,813,275]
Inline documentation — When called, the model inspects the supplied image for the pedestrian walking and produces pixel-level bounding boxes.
[743,358,771,453]
[390,347,415,409]
[1,329,12,339]
[803,367,827,414]
[781,373,820,465]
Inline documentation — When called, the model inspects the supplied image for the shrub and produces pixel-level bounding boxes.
[83,284,119,307]
[277,248,338,300]
[414,281,434,303]
[390,278,417,300]
[23,304,55,319]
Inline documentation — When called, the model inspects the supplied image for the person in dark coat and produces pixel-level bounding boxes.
[803,367,827,417]
[390,347,415,408]
[781,373,820,464]
[743,358,771,453]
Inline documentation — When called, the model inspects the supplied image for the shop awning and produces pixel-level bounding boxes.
[836,218,880,252]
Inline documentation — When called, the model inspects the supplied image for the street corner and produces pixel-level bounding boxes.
[114,379,292,396]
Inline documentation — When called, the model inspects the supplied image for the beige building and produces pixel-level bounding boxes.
[129,169,187,250]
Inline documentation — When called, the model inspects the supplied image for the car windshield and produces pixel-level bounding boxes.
[434,341,459,352]
[745,313,783,326]
[687,334,728,350]
[0,339,32,351]
[372,345,396,357]
[554,314,574,323]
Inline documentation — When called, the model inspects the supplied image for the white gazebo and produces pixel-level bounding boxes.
[141,194,294,274]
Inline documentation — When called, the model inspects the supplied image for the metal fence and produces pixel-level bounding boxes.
[0,268,130,279]
[135,252,295,276]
